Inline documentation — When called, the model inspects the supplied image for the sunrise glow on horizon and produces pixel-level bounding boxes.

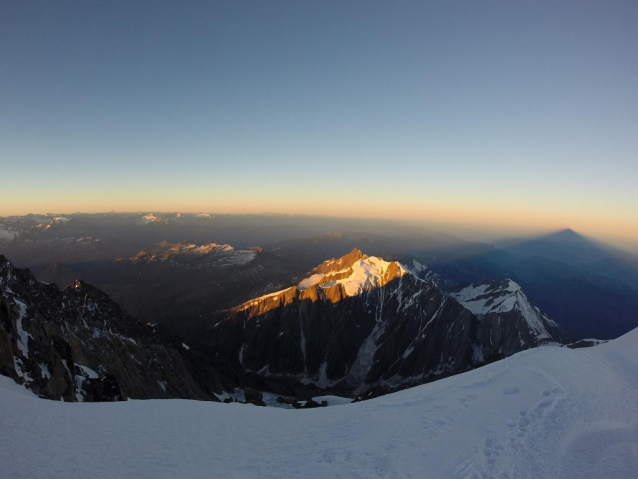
[2,1,636,252]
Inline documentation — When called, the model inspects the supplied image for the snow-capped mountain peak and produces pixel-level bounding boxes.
[138,213,167,225]
[117,241,257,266]
[451,279,523,315]
[297,248,410,296]
[234,249,410,314]
[451,279,563,342]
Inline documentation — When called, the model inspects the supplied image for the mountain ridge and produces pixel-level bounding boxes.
[187,248,568,397]
[0,254,237,402]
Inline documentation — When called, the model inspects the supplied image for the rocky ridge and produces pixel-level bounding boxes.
[0,255,237,402]
[451,279,569,355]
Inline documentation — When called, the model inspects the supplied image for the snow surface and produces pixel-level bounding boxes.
[452,280,553,338]
[451,281,521,315]
[1,329,637,478]
[297,256,408,296]
[297,273,327,290]
[139,214,164,225]
[409,260,427,274]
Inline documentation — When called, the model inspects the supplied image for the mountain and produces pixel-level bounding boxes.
[137,213,169,226]
[188,249,567,397]
[38,261,78,286]
[406,229,638,340]
[114,241,259,267]
[486,231,638,339]
[2,325,636,478]
[499,229,611,266]
[0,255,237,402]
[450,279,570,354]
[0,212,435,262]
[7,211,627,345]
[26,229,516,337]
[494,229,638,292]
[35,242,306,334]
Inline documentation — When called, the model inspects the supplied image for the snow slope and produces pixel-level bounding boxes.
[1,329,637,478]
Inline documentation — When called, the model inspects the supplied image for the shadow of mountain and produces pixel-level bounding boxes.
[420,231,638,340]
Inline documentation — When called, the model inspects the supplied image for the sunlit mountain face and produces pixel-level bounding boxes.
[182,248,568,400]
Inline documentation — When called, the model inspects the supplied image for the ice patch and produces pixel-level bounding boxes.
[77,364,99,379]
[14,300,31,358]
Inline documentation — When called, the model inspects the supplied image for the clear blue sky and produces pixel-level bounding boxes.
[1,1,637,246]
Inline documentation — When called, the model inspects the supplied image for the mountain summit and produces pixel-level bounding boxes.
[236,248,408,315]
[188,249,567,397]
[297,248,408,295]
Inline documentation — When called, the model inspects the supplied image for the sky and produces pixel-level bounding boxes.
[1,1,637,250]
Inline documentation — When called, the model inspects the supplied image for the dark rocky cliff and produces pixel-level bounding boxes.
[0,255,238,401]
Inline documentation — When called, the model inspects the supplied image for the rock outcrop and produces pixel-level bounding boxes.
[0,255,238,401]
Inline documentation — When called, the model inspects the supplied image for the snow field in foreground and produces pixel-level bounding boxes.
[1,328,637,479]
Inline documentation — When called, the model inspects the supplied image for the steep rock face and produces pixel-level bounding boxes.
[192,249,567,396]
[451,280,570,356]
[0,255,237,401]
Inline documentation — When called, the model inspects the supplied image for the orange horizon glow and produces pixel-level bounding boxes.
[1,196,636,254]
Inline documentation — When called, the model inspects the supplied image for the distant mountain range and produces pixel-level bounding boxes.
[1,213,637,345]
